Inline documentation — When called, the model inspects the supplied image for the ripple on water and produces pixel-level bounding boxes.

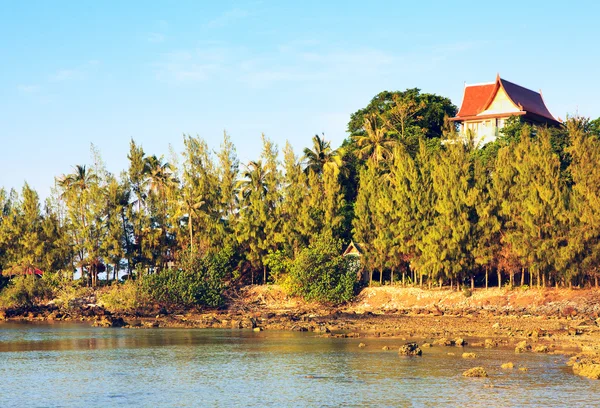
[0,324,599,407]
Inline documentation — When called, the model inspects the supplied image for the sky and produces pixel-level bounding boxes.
[1,0,599,199]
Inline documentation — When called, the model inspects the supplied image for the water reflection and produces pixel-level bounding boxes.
[0,322,599,407]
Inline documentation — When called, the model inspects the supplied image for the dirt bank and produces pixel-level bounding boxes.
[3,286,600,353]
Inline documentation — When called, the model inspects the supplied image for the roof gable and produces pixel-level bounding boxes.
[453,75,559,124]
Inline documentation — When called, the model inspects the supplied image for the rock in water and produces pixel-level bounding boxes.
[573,358,600,379]
[515,341,531,354]
[501,362,514,369]
[462,352,477,359]
[398,342,422,356]
[463,367,488,377]
[534,345,549,353]
[485,339,498,348]
[434,338,455,346]
[358,342,366,348]
[455,338,467,347]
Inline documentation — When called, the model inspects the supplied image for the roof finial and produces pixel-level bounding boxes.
[496,72,501,82]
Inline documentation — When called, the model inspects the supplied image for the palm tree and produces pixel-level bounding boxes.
[178,188,206,254]
[57,165,97,198]
[57,165,98,284]
[353,114,398,165]
[302,133,343,175]
[145,155,177,199]
[237,160,268,202]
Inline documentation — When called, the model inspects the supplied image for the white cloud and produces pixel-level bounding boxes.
[205,8,249,28]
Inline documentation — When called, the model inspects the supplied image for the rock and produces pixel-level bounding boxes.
[455,338,467,347]
[518,366,528,372]
[501,362,514,369]
[253,327,263,332]
[573,358,600,379]
[382,346,390,351]
[534,345,549,353]
[462,352,477,359]
[93,316,126,328]
[358,342,366,348]
[398,342,422,356]
[243,317,257,329]
[447,352,455,356]
[434,338,455,346]
[492,322,500,329]
[568,327,582,336]
[462,367,488,377]
[484,339,498,348]
[515,341,531,353]
[421,342,432,348]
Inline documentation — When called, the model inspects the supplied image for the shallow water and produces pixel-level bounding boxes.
[0,322,598,407]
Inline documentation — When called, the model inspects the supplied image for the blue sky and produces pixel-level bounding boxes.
[1,0,599,199]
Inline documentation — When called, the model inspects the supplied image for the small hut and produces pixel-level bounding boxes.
[342,241,368,283]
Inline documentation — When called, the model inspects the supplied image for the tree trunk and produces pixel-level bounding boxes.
[419,273,423,288]
[542,273,546,288]
[369,270,373,286]
[497,270,501,289]
[402,271,406,286]
[485,267,489,289]
[380,268,383,285]
[450,278,453,291]
[510,271,514,287]
[263,265,267,284]
[595,276,598,288]
[537,270,541,289]
[471,275,474,290]
[521,267,525,286]
[391,268,394,285]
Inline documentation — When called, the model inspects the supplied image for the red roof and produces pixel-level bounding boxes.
[452,75,559,124]
[456,82,496,117]
[24,267,44,276]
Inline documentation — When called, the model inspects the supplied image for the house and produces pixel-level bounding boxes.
[342,241,369,282]
[449,74,560,145]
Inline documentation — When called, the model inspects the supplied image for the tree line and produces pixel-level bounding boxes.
[1,88,599,295]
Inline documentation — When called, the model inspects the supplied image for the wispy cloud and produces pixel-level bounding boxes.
[48,60,100,82]
[17,84,40,93]
[205,8,249,28]
[148,32,166,43]
[50,69,83,82]
[154,50,225,83]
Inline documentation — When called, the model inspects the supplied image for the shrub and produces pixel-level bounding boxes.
[97,281,146,312]
[53,280,91,312]
[285,235,358,304]
[264,250,291,283]
[141,246,233,308]
[0,275,53,309]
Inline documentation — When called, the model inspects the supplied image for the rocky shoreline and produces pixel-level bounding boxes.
[2,285,600,379]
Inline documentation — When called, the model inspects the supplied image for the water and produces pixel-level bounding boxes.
[0,322,599,407]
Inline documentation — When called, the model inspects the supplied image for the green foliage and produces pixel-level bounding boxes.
[0,276,53,309]
[264,250,290,283]
[141,247,232,307]
[98,281,146,312]
[285,235,358,304]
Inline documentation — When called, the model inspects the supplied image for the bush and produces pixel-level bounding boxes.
[52,280,90,312]
[98,281,146,312]
[0,275,53,309]
[285,235,358,304]
[141,246,232,308]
